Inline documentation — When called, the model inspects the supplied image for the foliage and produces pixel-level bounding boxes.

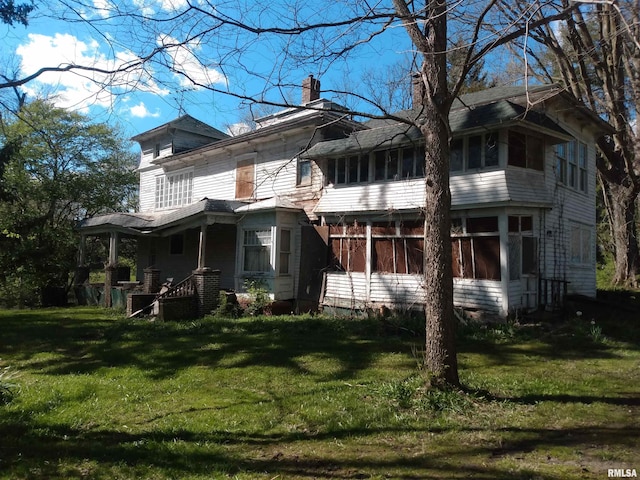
[0,365,18,405]
[242,278,270,316]
[0,100,138,307]
[0,0,33,26]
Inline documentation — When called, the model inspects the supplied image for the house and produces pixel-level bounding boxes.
[78,76,612,317]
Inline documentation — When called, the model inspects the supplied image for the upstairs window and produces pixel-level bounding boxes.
[556,140,588,192]
[327,146,425,185]
[155,169,193,210]
[297,158,312,186]
[450,132,500,172]
[508,131,544,171]
[327,155,367,185]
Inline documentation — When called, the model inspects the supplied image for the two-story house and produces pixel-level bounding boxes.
[79,76,611,317]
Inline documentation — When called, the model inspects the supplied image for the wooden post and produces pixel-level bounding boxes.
[197,223,207,270]
[108,231,119,266]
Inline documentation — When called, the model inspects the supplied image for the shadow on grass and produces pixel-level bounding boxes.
[0,406,635,479]
[0,308,417,380]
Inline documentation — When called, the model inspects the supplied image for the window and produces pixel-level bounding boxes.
[450,138,464,172]
[451,217,501,280]
[297,158,312,186]
[508,215,536,280]
[508,131,544,171]
[243,229,272,272]
[155,169,193,210]
[371,220,423,274]
[374,150,399,181]
[402,145,425,179]
[327,156,367,185]
[450,132,499,172]
[153,143,160,158]
[556,140,588,192]
[236,158,255,199]
[329,224,367,272]
[570,224,592,265]
[279,229,291,274]
[169,234,184,255]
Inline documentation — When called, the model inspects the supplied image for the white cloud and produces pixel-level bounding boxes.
[130,101,161,118]
[92,0,112,18]
[158,34,227,89]
[16,33,170,112]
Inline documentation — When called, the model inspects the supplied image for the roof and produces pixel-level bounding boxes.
[131,114,229,143]
[78,198,246,234]
[78,196,303,234]
[304,94,571,159]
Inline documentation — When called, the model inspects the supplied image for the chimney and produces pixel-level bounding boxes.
[412,72,425,108]
[302,75,321,104]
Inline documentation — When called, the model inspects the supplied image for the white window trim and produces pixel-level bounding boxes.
[242,227,274,274]
[154,168,194,210]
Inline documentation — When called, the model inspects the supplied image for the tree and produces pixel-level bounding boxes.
[0,0,33,26]
[1,0,571,384]
[0,99,138,307]
[499,0,640,287]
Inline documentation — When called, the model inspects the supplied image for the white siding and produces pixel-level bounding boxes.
[325,272,502,313]
[315,179,425,214]
[453,278,503,313]
[450,170,510,206]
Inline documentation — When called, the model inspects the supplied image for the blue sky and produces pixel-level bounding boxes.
[2,0,415,142]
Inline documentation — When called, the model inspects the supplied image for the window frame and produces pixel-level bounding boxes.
[154,168,194,210]
[449,131,501,173]
[556,140,588,193]
[297,158,312,186]
[570,223,592,266]
[242,228,273,273]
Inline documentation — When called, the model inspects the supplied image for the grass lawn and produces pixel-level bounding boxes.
[0,294,638,479]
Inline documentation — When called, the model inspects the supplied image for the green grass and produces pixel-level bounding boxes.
[0,303,638,479]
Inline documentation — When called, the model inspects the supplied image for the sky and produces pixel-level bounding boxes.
[1,0,413,144]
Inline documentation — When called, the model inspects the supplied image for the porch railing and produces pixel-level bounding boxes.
[155,274,196,300]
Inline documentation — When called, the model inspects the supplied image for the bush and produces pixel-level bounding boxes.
[243,279,270,316]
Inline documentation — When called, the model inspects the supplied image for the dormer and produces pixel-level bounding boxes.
[133,114,229,171]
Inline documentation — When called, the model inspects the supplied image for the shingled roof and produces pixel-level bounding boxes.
[303,92,570,160]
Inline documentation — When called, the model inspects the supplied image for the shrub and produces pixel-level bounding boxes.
[243,279,270,316]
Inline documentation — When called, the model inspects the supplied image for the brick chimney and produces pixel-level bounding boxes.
[412,72,425,108]
[302,75,321,104]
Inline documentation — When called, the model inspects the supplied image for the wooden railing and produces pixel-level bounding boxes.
[155,275,196,301]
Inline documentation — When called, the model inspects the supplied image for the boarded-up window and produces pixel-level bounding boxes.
[451,216,501,281]
[329,230,366,273]
[473,236,501,280]
[406,238,424,274]
[236,159,255,199]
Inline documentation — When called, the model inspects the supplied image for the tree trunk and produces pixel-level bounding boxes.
[421,112,459,386]
[410,0,460,388]
[605,180,640,287]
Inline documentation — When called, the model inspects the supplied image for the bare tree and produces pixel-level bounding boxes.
[2,0,576,386]
[500,0,640,287]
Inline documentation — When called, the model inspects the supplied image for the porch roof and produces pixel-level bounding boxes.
[79,198,247,235]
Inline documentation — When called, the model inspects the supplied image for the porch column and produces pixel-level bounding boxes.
[197,223,208,270]
[499,212,509,317]
[104,231,119,308]
[108,231,119,266]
